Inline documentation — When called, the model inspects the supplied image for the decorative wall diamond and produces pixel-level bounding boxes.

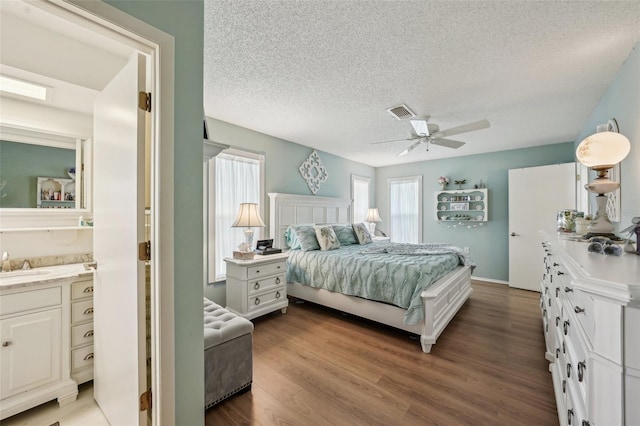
[299,150,328,195]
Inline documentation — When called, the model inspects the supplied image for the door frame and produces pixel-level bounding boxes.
[38,0,176,423]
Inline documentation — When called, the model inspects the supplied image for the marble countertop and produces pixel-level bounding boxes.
[0,263,93,290]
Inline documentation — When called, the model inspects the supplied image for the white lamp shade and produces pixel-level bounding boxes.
[366,208,382,223]
[576,132,630,168]
[231,203,265,228]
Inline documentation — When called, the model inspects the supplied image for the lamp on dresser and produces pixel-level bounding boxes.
[576,119,630,239]
[366,208,382,236]
[231,202,265,259]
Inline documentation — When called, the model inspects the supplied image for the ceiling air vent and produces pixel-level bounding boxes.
[386,104,416,120]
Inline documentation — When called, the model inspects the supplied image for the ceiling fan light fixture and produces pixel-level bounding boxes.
[409,117,430,136]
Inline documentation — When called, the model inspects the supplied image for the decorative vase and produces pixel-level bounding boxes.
[440,183,446,190]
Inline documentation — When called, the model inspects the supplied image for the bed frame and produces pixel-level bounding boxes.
[268,192,473,353]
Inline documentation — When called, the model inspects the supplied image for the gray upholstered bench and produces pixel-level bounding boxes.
[204,297,254,409]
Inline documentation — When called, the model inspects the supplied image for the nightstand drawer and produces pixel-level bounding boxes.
[71,279,94,300]
[71,322,94,347]
[71,299,94,324]
[249,273,285,295]
[248,288,286,312]
[247,261,285,279]
[71,345,94,371]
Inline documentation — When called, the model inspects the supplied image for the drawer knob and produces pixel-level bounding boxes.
[254,282,260,290]
[83,330,94,338]
[564,287,573,293]
[2,340,12,347]
[578,361,586,382]
[84,307,94,315]
[276,277,281,284]
[276,291,281,299]
[255,298,260,305]
[277,265,281,269]
[83,286,94,293]
[84,353,94,361]
[256,270,260,274]
[574,306,585,314]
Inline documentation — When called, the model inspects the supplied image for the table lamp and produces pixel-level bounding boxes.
[366,208,382,236]
[231,203,265,259]
[576,124,630,238]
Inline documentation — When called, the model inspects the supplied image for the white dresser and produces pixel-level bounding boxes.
[540,234,640,426]
[224,253,288,320]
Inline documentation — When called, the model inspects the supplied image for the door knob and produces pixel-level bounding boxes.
[510,232,518,237]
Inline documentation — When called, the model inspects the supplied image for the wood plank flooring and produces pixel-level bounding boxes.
[205,281,558,426]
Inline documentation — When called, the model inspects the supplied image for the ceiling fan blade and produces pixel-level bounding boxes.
[430,119,490,139]
[398,139,424,157]
[431,138,466,149]
[371,136,420,145]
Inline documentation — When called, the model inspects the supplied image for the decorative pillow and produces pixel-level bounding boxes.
[332,224,357,246]
[284,226,301,250]
[352,222,373,245]
[293,225,320,251]
[314,225,341,251]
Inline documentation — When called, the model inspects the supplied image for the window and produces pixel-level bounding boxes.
[388,176,422,243]
[206,149,264,282]
[351,175,370,223]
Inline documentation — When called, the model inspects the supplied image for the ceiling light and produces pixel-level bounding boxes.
[0,75,48,101]
[410,117,430,136]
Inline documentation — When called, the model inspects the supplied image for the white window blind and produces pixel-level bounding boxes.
[351,175,370,223]
[210,151,263,281]
[388,176,422,243]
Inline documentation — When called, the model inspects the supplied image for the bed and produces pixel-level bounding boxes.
[268,192,473,353]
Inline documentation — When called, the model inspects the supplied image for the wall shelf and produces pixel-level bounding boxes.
[435,188,488,223]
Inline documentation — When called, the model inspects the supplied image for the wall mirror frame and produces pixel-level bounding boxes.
[0,124,92,229]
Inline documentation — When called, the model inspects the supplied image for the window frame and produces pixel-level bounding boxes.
[351,174,370,224]
[387,175,423,243]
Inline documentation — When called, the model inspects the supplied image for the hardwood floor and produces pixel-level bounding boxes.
[205,281,558,426]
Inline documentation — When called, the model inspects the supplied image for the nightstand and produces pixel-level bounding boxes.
[224,252,289,320]
[372,236,390,242]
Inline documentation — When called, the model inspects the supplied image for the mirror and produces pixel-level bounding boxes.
[0,126,88,210]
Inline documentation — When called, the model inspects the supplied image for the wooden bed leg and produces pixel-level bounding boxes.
[420,337,433,353]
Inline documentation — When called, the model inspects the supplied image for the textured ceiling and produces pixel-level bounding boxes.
[204,1,640,167]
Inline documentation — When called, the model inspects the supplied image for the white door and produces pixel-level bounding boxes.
[508,163,575,291]
[93,53,147,425]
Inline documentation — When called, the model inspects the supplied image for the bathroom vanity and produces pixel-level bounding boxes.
[0,264,93,420]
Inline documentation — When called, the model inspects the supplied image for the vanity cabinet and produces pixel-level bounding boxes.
[540,235,640,426]
[435,188,488,222]
[0,280,78,419]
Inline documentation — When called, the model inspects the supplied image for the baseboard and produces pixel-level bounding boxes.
[471,276,509,285]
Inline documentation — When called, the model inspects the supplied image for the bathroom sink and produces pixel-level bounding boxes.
[0,269,51,278]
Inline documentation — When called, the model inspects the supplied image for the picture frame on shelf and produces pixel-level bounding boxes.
[450,202,469,211]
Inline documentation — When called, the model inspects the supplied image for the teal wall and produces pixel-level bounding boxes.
[574,43,640,230]
[0,141,75,208]
[103,1,204,424]
[376,143,575,282]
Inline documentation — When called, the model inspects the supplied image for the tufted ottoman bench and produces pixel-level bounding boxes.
[204,297,254,409]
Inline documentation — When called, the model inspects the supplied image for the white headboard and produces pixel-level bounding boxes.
[268,193,351,249]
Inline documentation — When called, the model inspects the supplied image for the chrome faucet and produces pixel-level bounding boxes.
[2,252,11,272]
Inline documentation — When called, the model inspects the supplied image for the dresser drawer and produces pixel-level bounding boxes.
[248,287,286,312]
[71,299,94,324]
[249,273,285,295]
[0,287,61,316]
[247,261,285,279]
[71,322,94,348]
[71,345,94,371]
[571,289,595,344]
[71,279,94,301]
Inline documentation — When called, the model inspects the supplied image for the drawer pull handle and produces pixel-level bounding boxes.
[275,277,281,284]
[564,287,573,293]
[83,286,94,293]
[567,362,572,378]
[563,320,570,335]
[256,270,260,274]
[557,271,564,276]
[582,421,590,426]
[255,298,260,305]
[553,262,559,267]
[556,348,560,359]
[276,291,281,299]
[542,308,546,316]
[84,353,94,361]
[568,408,574,425]
[578,361,586,382]
[574,306,585,314]
[277,265,281,269]
[2,340,12,347]
[555,287,560,297]
[84,308,94,315]
[563,341,566,354]
[555,316,560,326]
[83,330,94,338]
[254,282,260,290]
[562,379,566,393]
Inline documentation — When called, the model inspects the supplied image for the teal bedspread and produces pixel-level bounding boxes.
[286,242,469,325]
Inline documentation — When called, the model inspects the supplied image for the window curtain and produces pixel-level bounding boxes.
[352,178,369,223]
[213,153,261,280]
[389,178,420,243]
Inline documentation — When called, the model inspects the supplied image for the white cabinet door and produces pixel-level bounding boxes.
[0,309,61,399]
[93,52,147,426]
[508,163,575,291]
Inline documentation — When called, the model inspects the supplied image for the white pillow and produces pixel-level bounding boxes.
[314,225,341,251]
[352,222,373,245]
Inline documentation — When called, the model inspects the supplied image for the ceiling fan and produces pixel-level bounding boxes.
[373,116,490,157]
